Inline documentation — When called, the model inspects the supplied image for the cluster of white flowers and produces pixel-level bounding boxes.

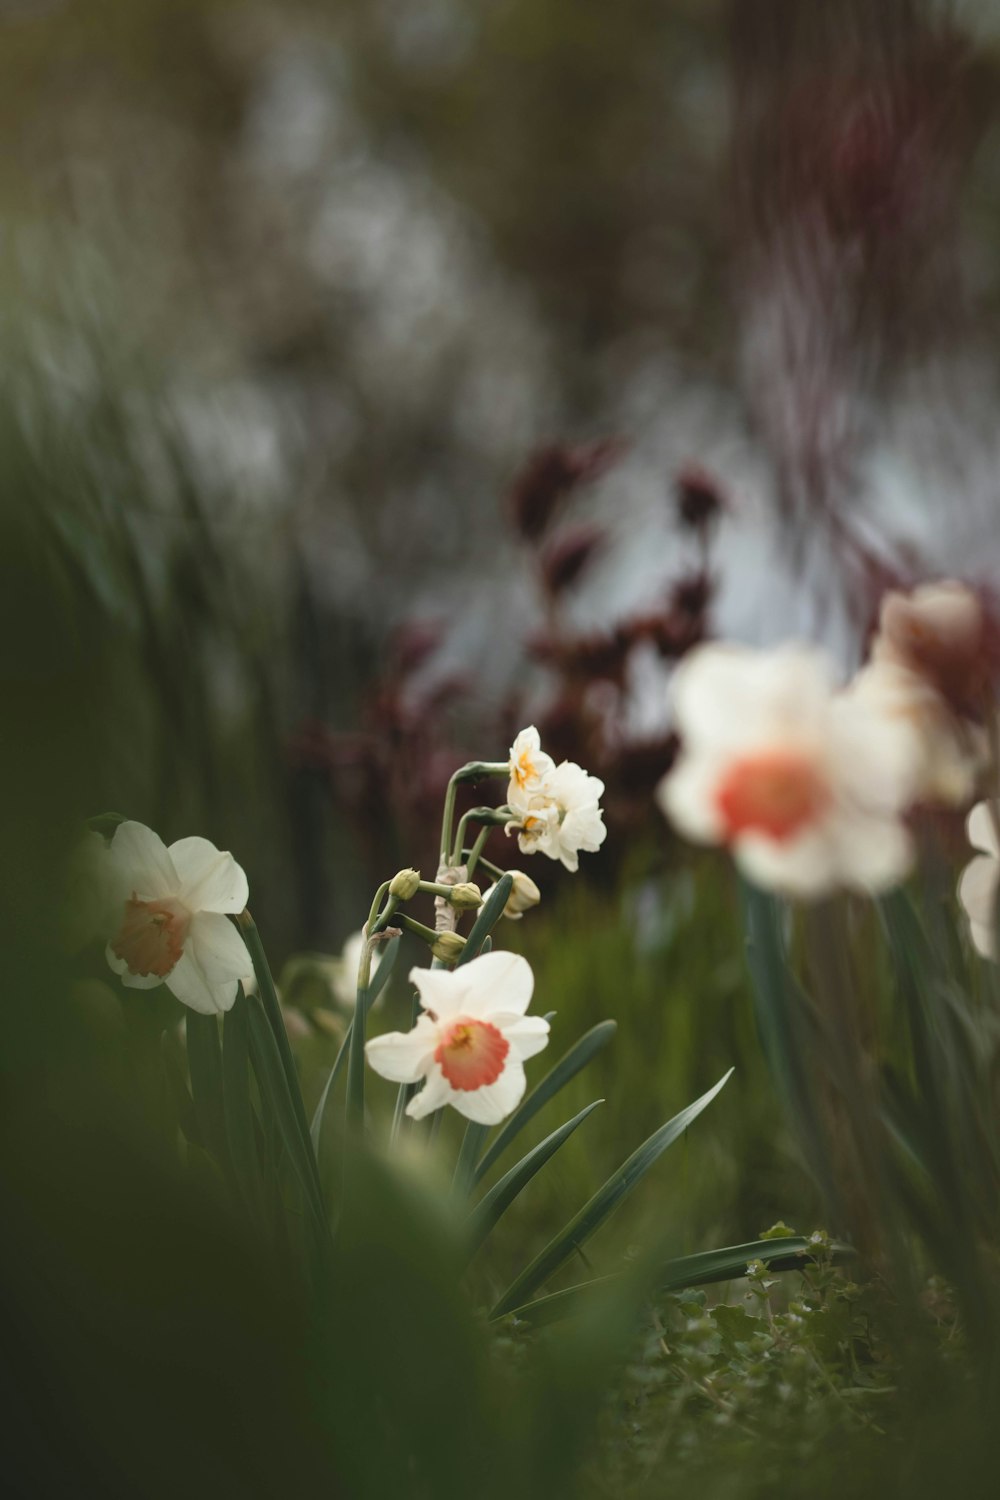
[657,580,990,906]
[504,725,607,873]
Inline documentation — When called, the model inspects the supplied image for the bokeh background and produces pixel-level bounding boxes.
[5,6,1000,1489]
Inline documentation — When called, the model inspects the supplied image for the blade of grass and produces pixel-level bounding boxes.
[474,1021,616,1185]
[310,935,400,1159]
[452,1122,490,1199]
[490,1069,733,1318]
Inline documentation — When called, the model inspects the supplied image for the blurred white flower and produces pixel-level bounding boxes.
[330,928,385,1009]
[657,642,918,898]
[958,801,1000,961]
[846,659,982,808]
[507,725,555,799]
[103,821,252,1015]
[872,579,985,715]
[507,759,607,873]
[365,951,549,1124]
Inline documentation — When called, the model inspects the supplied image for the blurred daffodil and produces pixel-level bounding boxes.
[958,801,1000,961]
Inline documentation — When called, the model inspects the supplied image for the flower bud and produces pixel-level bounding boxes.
[448,882,483,910]
[501,870,541,920]
[389,867,421,900]
[430,931,467,963]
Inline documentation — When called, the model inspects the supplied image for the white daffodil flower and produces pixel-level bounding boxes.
[847,659,982,808]
[330,928,385,1009]
[507,725,555,800]
[506,758,607,873]
[364,951,550,1124]
[103,820,252,1014]
[657,642,919,898]
[958,801,1000,961]
[495,869,541,920]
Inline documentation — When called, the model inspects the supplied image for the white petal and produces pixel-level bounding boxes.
[170,837,249,914]
[656,755,726,844]
[967,802,1000,857]
[832,813,914,894]
[410,965,467,1020]
[187,912,253,985]
[496,1014,550,1060]
[109,821,178,900]
[958,854,999,928]
[365,1016,438,1083]
[405,1067,455,1119]
[450,1057,526,1124]
[671,643,835,752]
[969,918,996,962]
[166,947,236,1014]
[735,828,838,899]
[105,944,164,990]
[457,951,535,1019]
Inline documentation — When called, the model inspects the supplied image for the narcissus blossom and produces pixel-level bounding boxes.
[497,869,541,920]
[958,801,1000,961]
[872,579,987,715]
[658,642,918,897]
[508,725,555,798]
[847,659,982,807]
[103,821,252,1014]
[365,951,549,1124]
[507,758,607,873]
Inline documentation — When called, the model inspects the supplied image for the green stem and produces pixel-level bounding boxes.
[366,880,391,934]
[397,912,440,947]
[439,761,509,865]
[463,825,492,880]
[451,806,508,867]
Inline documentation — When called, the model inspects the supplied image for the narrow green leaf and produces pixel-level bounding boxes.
[499,1235,853,1325]
[465,1100,603,1259]
[456,874,513,964]
[246,991,328,1243]
[310,935,401,1157]
[474,1020,616,1184]
[241,913,324,1203]
[490,1069,733,1318]
[223,984,262,1219]
[452,1122,490,1199]
[186,1012,230,1176]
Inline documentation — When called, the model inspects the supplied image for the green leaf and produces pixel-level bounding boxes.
[241,912,324,1204]
[498,1235,853,1325]
[246,990,328,1245]
[490,1069,733,1318]
[474,1020,616,1185]
[456,874,513,964]
[186,1011,230,1177]
[223,984,262,1219]
[464,1100,603,1259]
[310,935,400,1160]
[452,1122,490,1199]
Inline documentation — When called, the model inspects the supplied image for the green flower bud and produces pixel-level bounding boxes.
[430,931,467,963]
[448,882,483,910]
[389,867,421,900]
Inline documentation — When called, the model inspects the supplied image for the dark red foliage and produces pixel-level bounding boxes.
[539,523,607,595]
[675,465,725,532]
[509,438,624,540]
